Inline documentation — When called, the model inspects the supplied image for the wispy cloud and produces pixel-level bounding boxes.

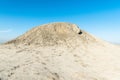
[0,29,12,33]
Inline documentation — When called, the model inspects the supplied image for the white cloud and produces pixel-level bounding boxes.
[0,29,12,33]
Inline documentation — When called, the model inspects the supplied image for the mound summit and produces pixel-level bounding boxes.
[6,22,97,46]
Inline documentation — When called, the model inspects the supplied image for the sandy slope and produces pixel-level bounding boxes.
[0,22,120,80]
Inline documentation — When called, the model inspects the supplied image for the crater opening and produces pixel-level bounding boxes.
[78,31,83,35]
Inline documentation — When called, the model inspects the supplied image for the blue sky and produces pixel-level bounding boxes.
[0,0,120,43]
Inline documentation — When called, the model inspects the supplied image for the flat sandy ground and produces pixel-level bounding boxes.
[0,43,120,80]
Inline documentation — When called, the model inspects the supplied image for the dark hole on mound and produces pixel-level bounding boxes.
[78,31,82,35]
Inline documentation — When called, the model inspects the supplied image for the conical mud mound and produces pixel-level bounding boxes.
[0,22,120,80]
[6,22,97,46]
